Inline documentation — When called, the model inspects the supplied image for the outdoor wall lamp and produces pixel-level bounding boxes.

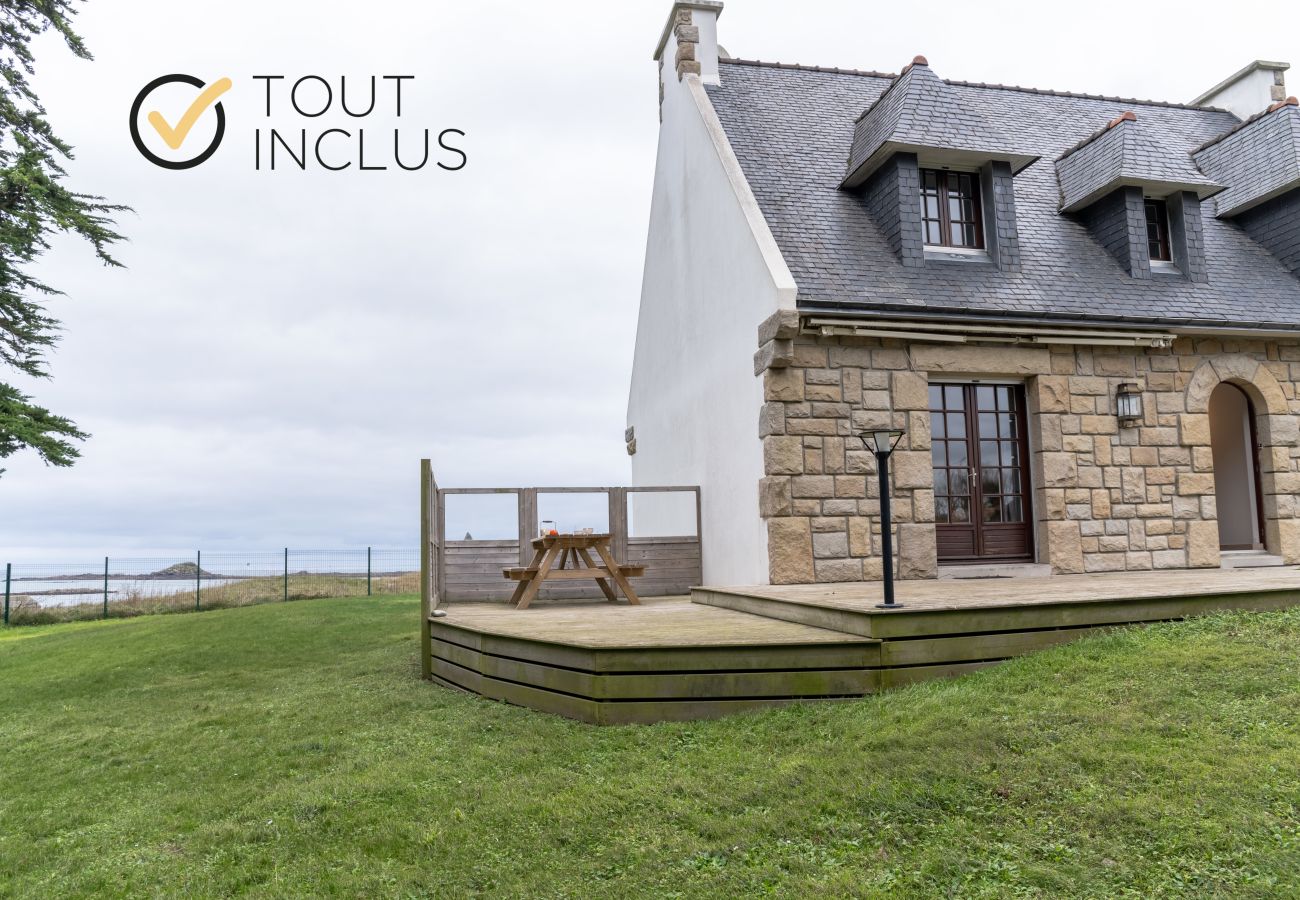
[1116,382,1143,425]
[859,428,906,610]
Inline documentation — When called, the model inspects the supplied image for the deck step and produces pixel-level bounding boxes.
[1220,551,1287,569]
[938,563,1052,580]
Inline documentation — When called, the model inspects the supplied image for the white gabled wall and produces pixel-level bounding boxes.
[627,23,796,586]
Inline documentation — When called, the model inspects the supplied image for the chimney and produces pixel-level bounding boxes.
[654,1,723,86]
[1192,60,1289,119]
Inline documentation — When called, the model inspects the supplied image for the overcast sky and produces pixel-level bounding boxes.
[2,0,1296,560]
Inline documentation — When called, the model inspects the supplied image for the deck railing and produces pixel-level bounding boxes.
[419,462,702,610]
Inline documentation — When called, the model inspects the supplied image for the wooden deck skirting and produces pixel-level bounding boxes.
[425,568,1300,724]
[428,599,881,725]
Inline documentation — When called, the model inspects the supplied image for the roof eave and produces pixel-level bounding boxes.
[841,143,1039,190]
[1214,175,1300,218]
[1059,177,1227,214]
[794,299,1300,336]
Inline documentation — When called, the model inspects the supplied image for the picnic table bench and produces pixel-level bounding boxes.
[503,532,643,609]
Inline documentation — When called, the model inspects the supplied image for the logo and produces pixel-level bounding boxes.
[129,74,232,169]
[128,73,467,174]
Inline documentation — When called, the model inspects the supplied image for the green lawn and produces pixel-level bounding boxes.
[1,597,1298,898]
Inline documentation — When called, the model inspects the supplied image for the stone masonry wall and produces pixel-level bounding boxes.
[755,313,1300,584]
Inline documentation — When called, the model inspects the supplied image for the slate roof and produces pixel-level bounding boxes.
[1055,112,1223,212]
[705,59,1300,330]
[1194,99,1300,217]
[843,58,1037,188]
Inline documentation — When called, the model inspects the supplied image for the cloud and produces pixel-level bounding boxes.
[3,0,1296,561]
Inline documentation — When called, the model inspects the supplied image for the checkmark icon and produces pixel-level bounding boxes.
[147,77,232,150]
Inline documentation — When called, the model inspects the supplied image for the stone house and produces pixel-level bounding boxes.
[626,1,1300,586]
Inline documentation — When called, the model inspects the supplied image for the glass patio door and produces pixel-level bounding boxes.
[929,383,1034,562]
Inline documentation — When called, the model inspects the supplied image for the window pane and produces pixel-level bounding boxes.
[949,469,969,496]
[980,440,1000,466]
[1000,441,1019,467]
[948,441,967,467]
[982,496,1002,523]
[932,444,947,467]
[945,385,964,409]
[1001,469,1021,495]
[978,412,997,438]
[930,411,946,439]
[999,413,1014,438]
[935,495,950,523]
[928,385,944,410]
[1145,199,1170,260]
[1003,496,1023,523]
[933,469,948,495]
[950,496,969,523]
[926,221,943,244]
[946,412,965,437]
[981,468,1000,495]
[976,385,995,410]
[950,222,966,246]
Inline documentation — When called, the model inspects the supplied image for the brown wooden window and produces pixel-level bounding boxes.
[920,169,984,249]
[1144,198,1171,262]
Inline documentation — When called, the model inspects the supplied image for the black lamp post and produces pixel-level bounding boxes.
[860,428,907,609]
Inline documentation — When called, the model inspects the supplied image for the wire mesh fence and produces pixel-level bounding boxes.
[1,548,419,626]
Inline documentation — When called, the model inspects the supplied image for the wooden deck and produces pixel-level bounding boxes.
[428,597,879,725]
[427,567,1300,724]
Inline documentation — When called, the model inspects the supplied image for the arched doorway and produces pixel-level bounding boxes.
[1208,383,1264,551]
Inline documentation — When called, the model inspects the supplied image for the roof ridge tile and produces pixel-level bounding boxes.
[718,56,894,79]
[718,58,1232,113]
[1194,96,1299,154]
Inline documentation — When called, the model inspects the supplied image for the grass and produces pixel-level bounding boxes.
[4,572,419,626]
[1,597,1298,898]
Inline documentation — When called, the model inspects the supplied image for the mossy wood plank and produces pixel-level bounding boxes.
[697,587,1300,638]
[692,590,877,636]
[866,592,1300,638]
[431,623,598,671]
[880,660,1000,689]
[430,657,601,723]
[434,628,877,679]
[435,638,878,699]
[591,643,880,673]
[880,626,1111,666]
[590,668,877,700]
[434,620,878,673]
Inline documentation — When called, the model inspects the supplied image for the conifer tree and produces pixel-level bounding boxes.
[0,0,125,474]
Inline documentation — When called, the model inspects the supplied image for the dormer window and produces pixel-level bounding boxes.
[1144,198,1172,262]
[921,169,984,249]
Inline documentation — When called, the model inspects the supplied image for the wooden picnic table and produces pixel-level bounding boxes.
[503,532,644,609]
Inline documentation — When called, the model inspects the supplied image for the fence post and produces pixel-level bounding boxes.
[420,461,432,678]
[4,563,10,626]
[196,550,202,610]
[367,546,372,596]
[103,556,109,619]
[284,547,289,602]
